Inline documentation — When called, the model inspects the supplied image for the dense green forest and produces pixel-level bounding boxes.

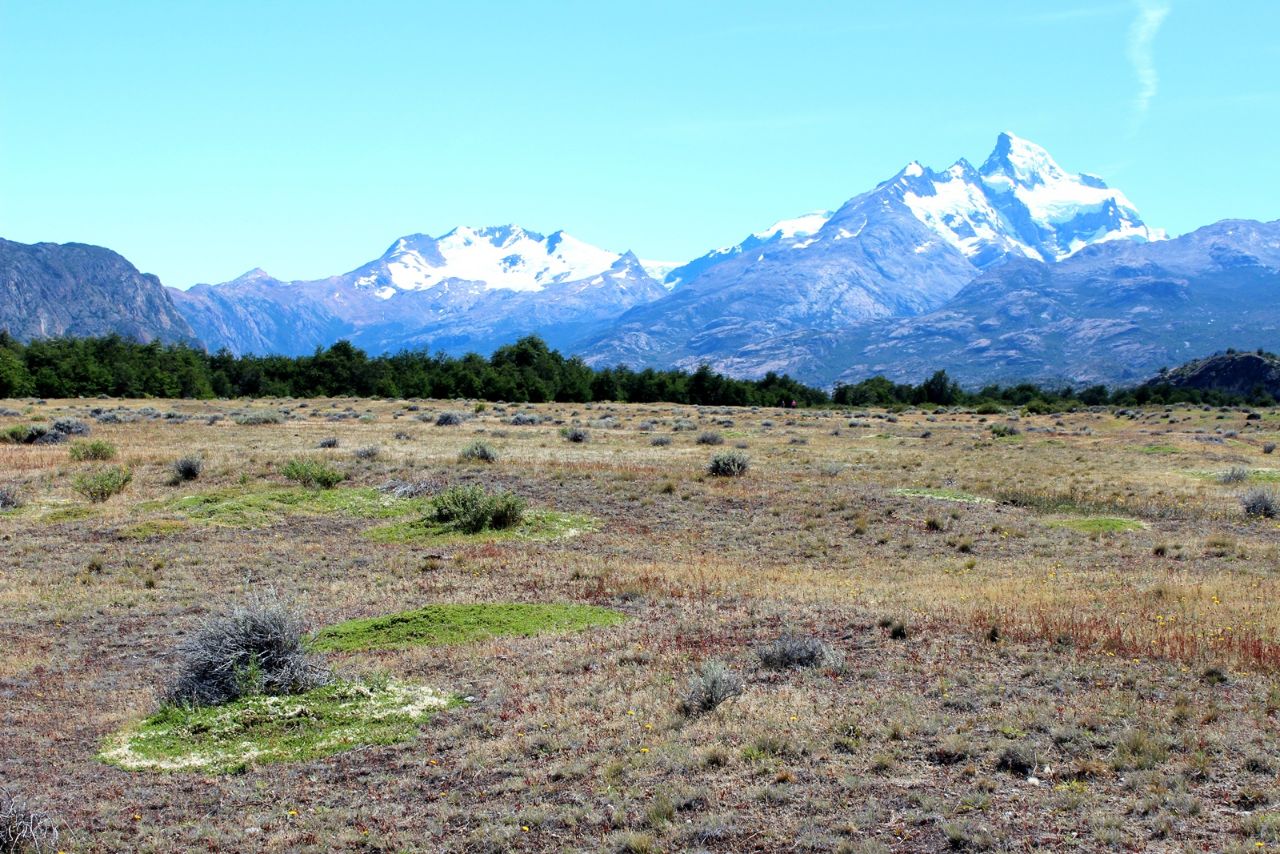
[0,333,1270,408]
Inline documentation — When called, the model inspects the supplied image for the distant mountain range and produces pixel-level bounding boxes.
[1,133,1275,388]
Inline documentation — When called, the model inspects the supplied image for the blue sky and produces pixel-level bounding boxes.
[1,1,1276,288]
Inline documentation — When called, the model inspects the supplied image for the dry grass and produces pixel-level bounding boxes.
[1,398,1279,850]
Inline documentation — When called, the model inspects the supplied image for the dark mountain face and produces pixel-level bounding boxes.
[1149,351,1280,399]
[0,239,196,345]
[703,220,1280,388]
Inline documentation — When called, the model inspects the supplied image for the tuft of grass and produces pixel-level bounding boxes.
[100,679,454,774]
[281,457,345,489]
[1049,517,1144,534]
[72,466,132,502]
[68,439,117,461]
[311,603,626,652]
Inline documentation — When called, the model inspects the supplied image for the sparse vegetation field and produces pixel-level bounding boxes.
[3,396,1280,851]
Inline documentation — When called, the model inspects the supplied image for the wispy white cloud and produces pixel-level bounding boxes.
[1127,0,1171,127]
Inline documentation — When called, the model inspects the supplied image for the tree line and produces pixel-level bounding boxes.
[0,333,1270,408]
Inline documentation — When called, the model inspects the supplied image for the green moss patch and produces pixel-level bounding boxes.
[893,487,993,504]
[118,519,190,540]
[311,603,626,652]
[99,679,455,774]
[362,510,596,544]
[1049,517,1144,534]
[148,487,431,529]
[38,504,97,524]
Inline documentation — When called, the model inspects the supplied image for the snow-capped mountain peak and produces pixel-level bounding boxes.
[370,225,624,294]
[752,210,833,241]
[883,132,1165,265]
[979,132,1067,188]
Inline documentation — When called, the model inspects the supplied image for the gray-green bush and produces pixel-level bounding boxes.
[163,598,330,707]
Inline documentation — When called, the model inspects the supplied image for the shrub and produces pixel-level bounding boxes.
[233,410,284,426]
[0,788,59,853]
[509,412,540,426]
[561,427,590,443]
[459,441,497,463]
[353,445,381,460]
[170,456,203,483]
[1220,466,1251,484]
[990,423,1020,438]
[756,633,840,670]
[707,451,749,477]
[1242,488,1278,519]
[281,457,345,489]
[430,484,526,534]
[163,598,331,707]
[72,466,132,502]
[51,418,89,436]
[696,431,724,446]
[0,484,22,511]
[679,661,744,717]
[317,436,339,448]
[650,435,672,447]
[1265,443,1276,455]
[68,439,117,461]
[435,411,466,426]
[1,424,63,445]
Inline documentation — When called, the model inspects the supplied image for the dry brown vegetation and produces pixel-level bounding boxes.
[2,397,1280,851]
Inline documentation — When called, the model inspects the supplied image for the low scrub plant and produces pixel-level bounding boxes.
[430,484,526,534]
[696,431,725,446]
[561,427,590,443]
[281,457,345,489]
[233,410,284,426]
[170,456,203,483]
[435,411,466,426]
[756,633,840,670]
[0,484,22,511]
[1220,466,1251,484]
[1,787,59,853]
[72,465,132,502]
[458,441,497,463]
[353,445,381,460]
[68,439,117,461]
[1242,488,1278,519]
[163,598,330,707]
[679,660,744,716]
[708,451,749,477]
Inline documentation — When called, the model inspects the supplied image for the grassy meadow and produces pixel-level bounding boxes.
[2,397,1280,852]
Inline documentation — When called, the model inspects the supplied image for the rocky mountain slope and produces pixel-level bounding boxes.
[703,219,1280,387]
[579,133,1163,369]
[173,226,667,356]
[0,238,196,344]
